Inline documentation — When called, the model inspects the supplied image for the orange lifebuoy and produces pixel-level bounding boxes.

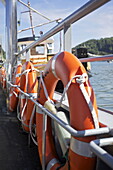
[36,51,99,169]
[0,67,6,89]
[9,64,22,112]
[19,61,38,132]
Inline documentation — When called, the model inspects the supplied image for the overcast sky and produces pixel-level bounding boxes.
[0,0,113,52]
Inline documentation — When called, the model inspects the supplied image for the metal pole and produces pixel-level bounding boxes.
[64,24,71,52]
[18,0,51,21]
[26,49,30,61]
[42,114,47,170]
[5,0,17,79]
[18,18,62,33]
[90,138,113,169]
[80,54,113,62]
[28,1,35,38]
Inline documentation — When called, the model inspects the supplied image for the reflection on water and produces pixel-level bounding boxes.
[90,61,113,112]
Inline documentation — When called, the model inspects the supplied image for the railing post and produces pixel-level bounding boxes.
[42,113,47,170]
[26,49,30,61]
[64,24,72,53]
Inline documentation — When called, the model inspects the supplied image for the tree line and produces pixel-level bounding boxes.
[0,45,6,59]
[72,37,113,55]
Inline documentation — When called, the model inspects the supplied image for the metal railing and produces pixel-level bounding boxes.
[8,81,111,138]
[80,54,113,62]
[90,138,113,169]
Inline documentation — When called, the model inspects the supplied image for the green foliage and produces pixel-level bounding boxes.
[3,51,6,59]
[0,45,6,59]
[72,37,113,55]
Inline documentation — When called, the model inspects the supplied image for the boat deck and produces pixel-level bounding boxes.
[0,85,42,170]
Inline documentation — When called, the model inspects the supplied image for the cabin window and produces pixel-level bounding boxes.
[19,44,27,57]
[21,44,26,50]
[48,43,52,47]
[47,49,52,54]
[31,45,45,55]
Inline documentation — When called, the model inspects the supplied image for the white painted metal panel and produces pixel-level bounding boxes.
[53,92,113,128]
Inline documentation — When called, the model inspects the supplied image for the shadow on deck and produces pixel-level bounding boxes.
[0,85,42,170]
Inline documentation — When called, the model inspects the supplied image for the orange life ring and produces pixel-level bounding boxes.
[9,64,22,112]
[0,68,2,83]
[0,67,6,89]
[19,61,38,132]
[36,51,99,170]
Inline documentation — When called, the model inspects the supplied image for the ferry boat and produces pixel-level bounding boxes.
[0,0,113,170]
[18,36,54,70]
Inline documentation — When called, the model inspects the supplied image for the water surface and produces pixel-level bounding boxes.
[90,61,113,112]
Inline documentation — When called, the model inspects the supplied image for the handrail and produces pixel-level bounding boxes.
[8,81,111,137]
[17,0,110,56]
[90,138,113,169]
[18,18,62,33]
[80,54,113,62]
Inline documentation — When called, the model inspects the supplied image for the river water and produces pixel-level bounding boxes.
[90,61,113,112]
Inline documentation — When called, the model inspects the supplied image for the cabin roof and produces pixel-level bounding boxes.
[18,36,54,45]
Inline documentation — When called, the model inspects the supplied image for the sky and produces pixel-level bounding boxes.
[0,0,113,52]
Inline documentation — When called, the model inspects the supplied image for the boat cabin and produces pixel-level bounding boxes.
[74,47,91,73]
[18,36,54,66]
